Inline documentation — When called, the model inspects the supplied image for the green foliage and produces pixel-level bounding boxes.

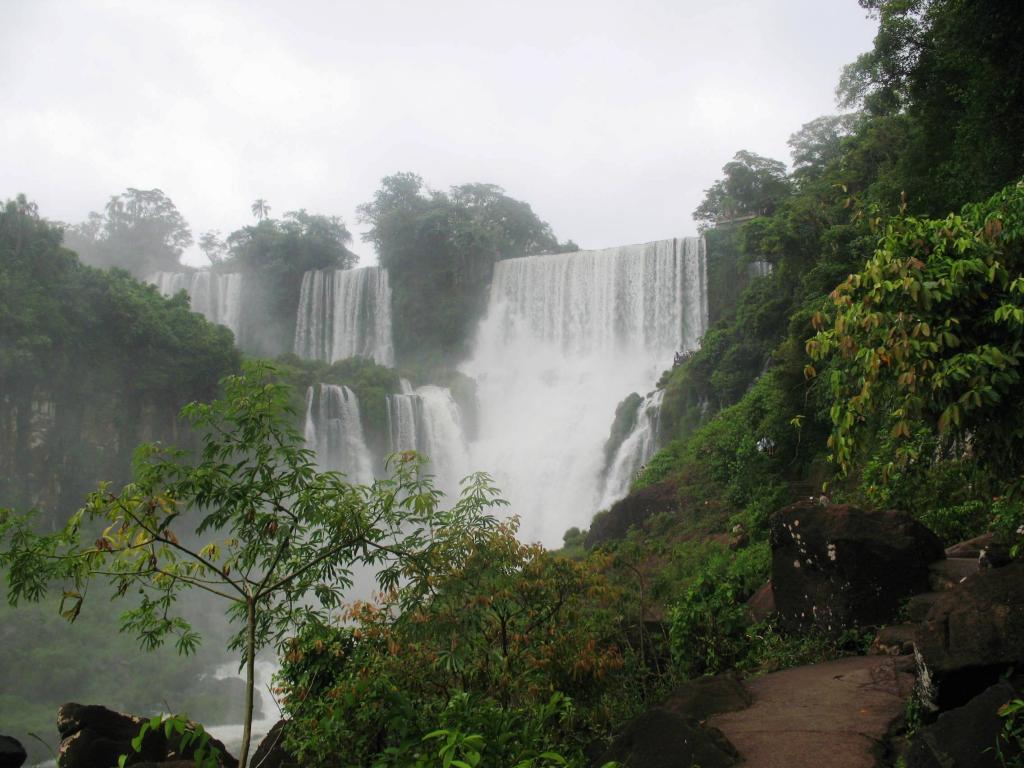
[118,714,221,768]
[1,362,507,768]
[991,498,1024,559]
[0,197,240,523]
[357,173,575,365]
[278,524,637,767]
[667,542,769,677]
[997,697,1024,767]
[839,0,1024,214]
[63,187,192,277]
[693,151,791,230]
[808,180,1024,490]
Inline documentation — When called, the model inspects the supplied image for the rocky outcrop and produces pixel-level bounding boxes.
[0,736,27,768]
[250,720,298,768]
[915,563,1024,709]
[769,502,944,634]
[56,704,237,768]
[585,479,678,548]
[594,707,739,768]
[592,674,749,767]
[660,674,753,720]
[905,680,1022,768]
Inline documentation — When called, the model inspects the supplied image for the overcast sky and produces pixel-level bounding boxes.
[1,0,877,266]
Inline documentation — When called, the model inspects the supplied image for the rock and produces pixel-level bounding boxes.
[585,479,677,548]
[594,707,739,768]
[928,557,977,591]
[0,736,27,768]
[745,582,775,624]
[660,673,753,720]
[915,563,1024,709]
[56,703,237,768]
[905,680,1021,768]
[769,501,945,634]
[250,720,298,768]
[870,624,917,656]
[709,655,915,768]
[905,592,941,623]
[981,542,1013,569]
[945,532,995,559]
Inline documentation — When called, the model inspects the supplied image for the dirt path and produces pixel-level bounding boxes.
[708,656,915,768]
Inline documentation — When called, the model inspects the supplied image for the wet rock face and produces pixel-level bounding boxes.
[915,563,1024,709]
[0,736,27,768]
[769,502,945,635]
[56,704,237,768]
[584,479,678,548]
[905,680,1022,768]
[594,707,740,768]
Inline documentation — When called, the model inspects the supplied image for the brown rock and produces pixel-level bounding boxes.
[915,562,1024,709]
[944,532,995,559]
[769,502,944,635]
[745,582,775,624]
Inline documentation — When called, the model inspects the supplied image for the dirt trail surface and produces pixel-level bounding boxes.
[708,656,914,768]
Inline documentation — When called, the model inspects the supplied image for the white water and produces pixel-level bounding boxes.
[598,389,665,510]
[303,384,374,484]
[205,660,280,763]
[294,266,395,366]
[386,379,470,498]
[462,238,707,545]
[150,271,246,341]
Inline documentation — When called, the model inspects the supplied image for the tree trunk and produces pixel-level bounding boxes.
[239,596,256,768]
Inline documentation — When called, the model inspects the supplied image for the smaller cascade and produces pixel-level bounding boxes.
[294,267,394,366]
[385,382,469,498]
[597,389,664,510]
[303,384,374,484]
[748,260,774,279]
[150,270,246,340]
[386,378,418,453]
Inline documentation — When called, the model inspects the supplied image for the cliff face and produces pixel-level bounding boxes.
[0,389,190,527]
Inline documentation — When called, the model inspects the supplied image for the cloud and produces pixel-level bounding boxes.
[1,0,877,265]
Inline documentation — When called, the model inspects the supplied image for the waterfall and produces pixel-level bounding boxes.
[598,389,664,510]
[462,237,707,545]
[303,384,374,484]
[293,267,394,366]
[150,270,246,340]
[386,380,469,498]
[748,260,773,279]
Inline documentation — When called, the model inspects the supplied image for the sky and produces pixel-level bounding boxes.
[1,0,878,267]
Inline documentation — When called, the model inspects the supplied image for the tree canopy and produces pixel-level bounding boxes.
[693,151,791,230]
[63,187,193,277]
[358,173,576,366]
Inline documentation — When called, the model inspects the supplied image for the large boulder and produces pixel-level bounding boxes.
[0,736,27,768]
[250,720,298,768]
[594,707,739,768]
[905,680,1022,768]
[660,673,752,720]
[56,704,237,768]
[585,479,678,548]
[915,563,1024,709]
[769,502,944,634]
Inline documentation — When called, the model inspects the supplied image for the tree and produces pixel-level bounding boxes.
[838,0,1024,213]
[198,230,228,266]
[0,362,506,768]
[787,114,860,185]
[250,199,271,222]
[806,179,1024,488]
[356,173,574,364]
[63,188,193,276]
[693,151,790,230]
